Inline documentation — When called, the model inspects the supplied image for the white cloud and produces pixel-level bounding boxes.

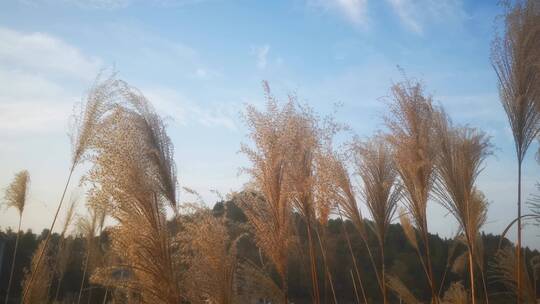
[307,0,368,28]
[386,0,465,34]
[143,87,238,131]
[0,70,74,134]
[19,0,212,9]
[0,27,104,136]
[252,44,270,70]
[66,0,130,9]
[387,0,421,33]
[0,27,102,79]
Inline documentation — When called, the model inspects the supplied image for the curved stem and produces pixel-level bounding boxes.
[4,215,22,304]
[516,161,522,304]
[22,165,75,303]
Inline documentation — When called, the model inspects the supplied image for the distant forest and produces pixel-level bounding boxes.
[0,198,538,303]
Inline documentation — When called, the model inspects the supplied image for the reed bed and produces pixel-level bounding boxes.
[2,2,540,302]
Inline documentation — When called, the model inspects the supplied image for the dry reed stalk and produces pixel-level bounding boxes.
[52,195,77,302]
[76,202,104,304]
[433,112,492,304]
[385,80,439,303]
[354,136,401,304]
[22,75,121,302]
[2,170,29,304]
[491,1,540,300]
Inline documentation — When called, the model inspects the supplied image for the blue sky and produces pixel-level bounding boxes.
[0,0,538,248]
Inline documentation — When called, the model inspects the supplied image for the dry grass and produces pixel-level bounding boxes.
[179,208,242,304]
[21,240,53,304]
[441,282,468,304]
[490,246,537,303]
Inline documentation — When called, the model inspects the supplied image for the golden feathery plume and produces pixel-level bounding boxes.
[385,79,439,303]
[3,170,30,304]
[86,86,181,304]
[3,170,30,215]
[237,82,296,301]
[179,208,242,304]
[354,136,401,304]
[433,111,492,304]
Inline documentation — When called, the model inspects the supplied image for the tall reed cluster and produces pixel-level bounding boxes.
[4,1,540,302]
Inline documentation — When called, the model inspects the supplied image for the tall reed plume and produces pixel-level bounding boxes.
[433,112,492,304]
[385,80,439,303]
[354,136,401,304]
[86,80,181,304]
[238,82,295,302]
[491,1,540,300]
[2,170,29,304]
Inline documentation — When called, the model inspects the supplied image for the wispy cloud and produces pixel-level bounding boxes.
[386,0,465,34]
[386,0,421,33]
[144,87,239,131]
[0,27,102,135]
[19,0,213,9]
[252,44,270,70]
[307,0,368,28]
[0,27,102,80]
